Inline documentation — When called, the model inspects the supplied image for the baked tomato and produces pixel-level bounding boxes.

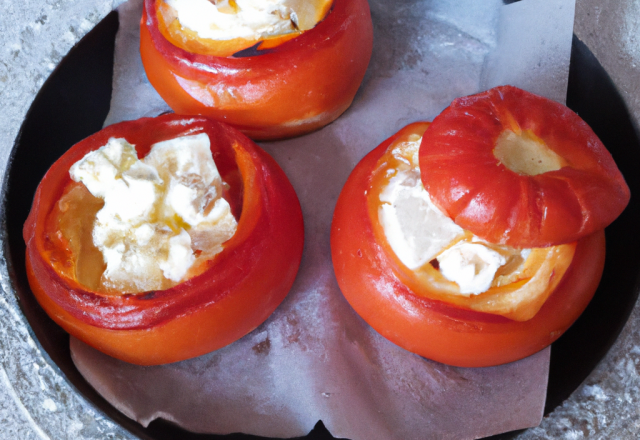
[24,114,304,366]
[331,122,607,367]
[140,0,373,140]
[420,86,630,248]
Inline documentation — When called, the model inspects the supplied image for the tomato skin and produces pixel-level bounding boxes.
[419,86,630,248]
[24,114,304,365]
[331,123,606,367]
[139,0,373,141]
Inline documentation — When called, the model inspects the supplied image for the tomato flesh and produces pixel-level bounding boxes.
[47,182,106,291]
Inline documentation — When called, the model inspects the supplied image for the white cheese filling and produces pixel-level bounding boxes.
[378,137,526,295]
[378,138,464,269]
[70,133,237,292]
[437,242,506,295]
[166,0,299,41]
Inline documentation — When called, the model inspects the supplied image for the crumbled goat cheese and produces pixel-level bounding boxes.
[70,134,237,292]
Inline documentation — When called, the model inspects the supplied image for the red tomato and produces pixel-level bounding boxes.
[24,114,304,365]
[419,86,630,248]
[331,122,606,367]
[139,0,373,140]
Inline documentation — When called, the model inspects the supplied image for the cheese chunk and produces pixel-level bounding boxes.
[70,134,237,293]
[166,0,299,41]
[379,139,464,270]
[436,242,506,295]
[378,137,527,296]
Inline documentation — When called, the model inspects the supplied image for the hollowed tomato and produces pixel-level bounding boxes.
[24,114,304,365]
[331,122,607,367]
[140,0,373,140]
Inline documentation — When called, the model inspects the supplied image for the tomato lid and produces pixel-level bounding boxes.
[418,85,630,248]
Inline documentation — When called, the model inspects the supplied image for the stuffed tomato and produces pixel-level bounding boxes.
[331,87,629,368]
[140,0,373,140]
[24,114,304,366]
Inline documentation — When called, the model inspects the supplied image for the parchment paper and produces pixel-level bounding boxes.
[72,0,577,438]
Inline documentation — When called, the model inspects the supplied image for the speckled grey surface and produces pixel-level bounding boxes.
[0,0,638,438]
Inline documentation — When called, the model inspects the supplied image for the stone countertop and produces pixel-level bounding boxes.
[0,0,638,438]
